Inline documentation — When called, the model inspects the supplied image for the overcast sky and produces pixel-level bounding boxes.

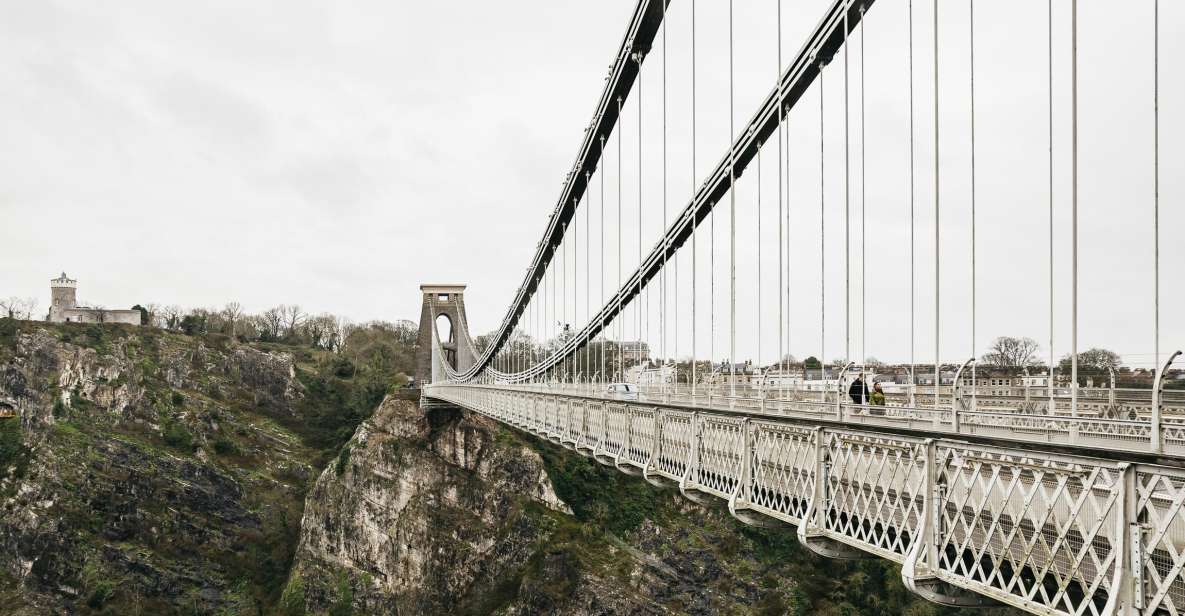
[2,1,1181,369]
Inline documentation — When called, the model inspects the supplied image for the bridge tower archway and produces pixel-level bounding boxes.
[416,284,477,385]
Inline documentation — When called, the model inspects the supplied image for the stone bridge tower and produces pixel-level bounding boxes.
[416,284,477,385]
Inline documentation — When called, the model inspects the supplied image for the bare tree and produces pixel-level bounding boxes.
[332,316,354,353]
[0,297,35,319]
[223,302,243,338]
[144,303,161,327]
[258,307,285,341]
[158,305,183,330]
[982,336,1042,369]
[301,313,339,349]
[281,304,305,339]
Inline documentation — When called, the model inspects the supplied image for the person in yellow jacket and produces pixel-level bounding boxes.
[869,382,887,411]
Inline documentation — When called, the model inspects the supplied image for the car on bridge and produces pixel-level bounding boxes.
[606,383,639,401]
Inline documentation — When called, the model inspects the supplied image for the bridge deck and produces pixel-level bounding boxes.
[481,383,1185,464]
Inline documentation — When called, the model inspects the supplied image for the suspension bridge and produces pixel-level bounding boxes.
[419,1,1183,614]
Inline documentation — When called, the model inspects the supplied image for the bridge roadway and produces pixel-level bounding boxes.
[424,382,1185,616]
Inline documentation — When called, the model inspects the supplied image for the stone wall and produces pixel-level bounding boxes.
[49,308,141,325]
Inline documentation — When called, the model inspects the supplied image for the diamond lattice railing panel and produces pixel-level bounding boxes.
[568,399,587,447]
[749,421,816,524]
[1136,465,1185,616]
[697,416,744,499]
[549,396,563,439]
[533,395,547,433]
[823,431,926,561]
[510,392,524,426]
[582,401,605,452]
[603,404,628,459]
[551,396,564,438]
[560,398,580,444]
[504,392,516,423]
[655,411,694,482]
[541,396,557,436]
[935,444,1122,616]
[627,408,656,467]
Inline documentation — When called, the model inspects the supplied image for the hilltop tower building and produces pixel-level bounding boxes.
[46,273,141,325]
[49,272,78,315]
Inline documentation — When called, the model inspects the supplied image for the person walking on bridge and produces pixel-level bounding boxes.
[849,374,869,405]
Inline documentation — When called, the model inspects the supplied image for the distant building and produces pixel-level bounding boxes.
[916,371,957,386]
[46,273,141,325]
[709,361,758,386]
[803,367,839,381]
[1019,374,1051,387]
[758,367,805,388]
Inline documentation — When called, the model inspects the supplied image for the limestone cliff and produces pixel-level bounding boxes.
[289,398,809,615]
[0,322,319,614]
[287,398,571,614]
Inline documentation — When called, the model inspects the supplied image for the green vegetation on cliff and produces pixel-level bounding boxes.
[0,317,415,615]
[524,434,1019,616]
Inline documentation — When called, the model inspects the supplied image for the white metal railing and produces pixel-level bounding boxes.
[462,382,1185,456]
[425,382,1185,616]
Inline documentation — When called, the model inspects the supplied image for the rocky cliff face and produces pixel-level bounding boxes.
[0,323,317,614]
[290,398,808,616]
[287,397,571,614]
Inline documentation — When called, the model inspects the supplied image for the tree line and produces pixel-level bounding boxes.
[137,303,409,351]
[134,303,420,383]
[0,297,39,320]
